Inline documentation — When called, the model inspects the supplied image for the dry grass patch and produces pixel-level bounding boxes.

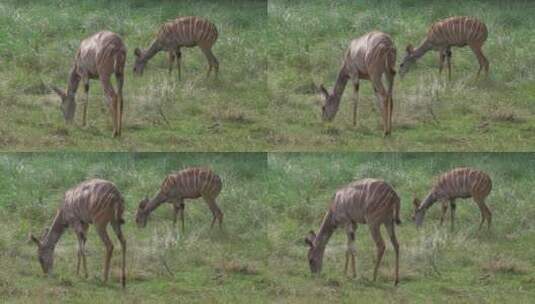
[488,109,525,123]
[481,255,530,275]
[215,260,259,275]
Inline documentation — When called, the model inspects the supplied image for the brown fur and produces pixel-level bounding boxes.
[320,31,396,136]
[29,179,127,287]
[51,31,126,137]
[413,167,492,230]
[305,179,400,285]
[135,167,223,231]
[400,16,489,79]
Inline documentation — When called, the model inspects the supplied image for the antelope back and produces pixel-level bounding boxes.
[432,168,492,200]
[76,31,126,77]
[161,167,222,200]
[427,16,488,47]
[344,31,396,77]
[331,179,399,224]
[62,179,124,224]
[157,16,218,49]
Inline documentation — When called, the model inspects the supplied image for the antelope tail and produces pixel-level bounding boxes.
[386,46,397,75]
[113,49,126,76]
[114,199,125,225]
[393,199,401,225]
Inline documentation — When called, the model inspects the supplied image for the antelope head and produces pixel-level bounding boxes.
[29,228,54,275]
[399,44,416,78]
[304,230,323,275]
[318,85,337,122]
[412,197,426,228]
[135,196,150,228]
[133,48,147,76]
[51,86,76,123]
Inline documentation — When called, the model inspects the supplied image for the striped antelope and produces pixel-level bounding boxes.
[305,179,401,285]
[29,179,127,287]
[319,31,396,136]
[135,167,223,231]
[51,31,126,137]
[399,16,489,80]
[133,16,219,79]
[413,167,492,231]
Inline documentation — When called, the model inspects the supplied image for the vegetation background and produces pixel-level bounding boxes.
[0,153,269,302]
[268,0,535,151]
[0,0,269,151]
[1,0,534,151]
[266,152,535,303]
[1,152,535,303]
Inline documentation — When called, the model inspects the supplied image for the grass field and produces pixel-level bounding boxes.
[268,0,535,151]
[1,0,534,151]
[0,0,270,151]
[2,152,534,303]
[0,153,270,302]
[265,153,535,303]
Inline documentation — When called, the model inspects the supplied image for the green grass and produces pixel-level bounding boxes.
[1,0,534,151]
[268,0,535,151]
[0,0,270,151]
[0,153,270,302]
[265,153,535,303]
[2,152,535,303]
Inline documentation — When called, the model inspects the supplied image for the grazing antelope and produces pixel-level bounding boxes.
[399,16,489,80]
[51,31,126,138]
[305,179,401,285]
[135,167,223,231]
[29,179,127,287]
[133,16,219,79]
[319,31,396,136]
[413,167,492,231]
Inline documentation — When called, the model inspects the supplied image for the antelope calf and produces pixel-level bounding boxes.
[133,16,219,79]
[413,167,492,231]
[305,179,401,285]
[319,31,396,136]
[399,16,489,80]
[135,167,223,231]
[29,179,127,287]
[51,31,126,137]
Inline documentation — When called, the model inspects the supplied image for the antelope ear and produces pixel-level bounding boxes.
[134,48,142,57]
[139,197,148,209]
[40,228,49,239]
[50,85,66,98]
[305,230,316,247]
[406,44,414,54]
[318,85,329,98]
[29,233,41,247]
